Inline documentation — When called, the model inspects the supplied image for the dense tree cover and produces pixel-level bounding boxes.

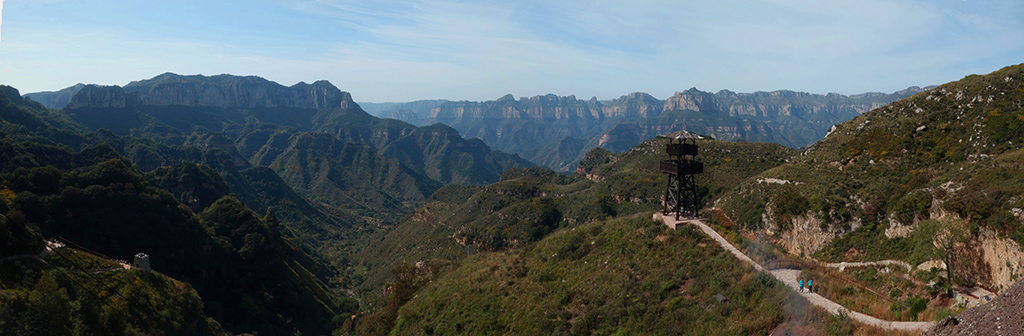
[147,163,232,212]
[0,267,224,336]
[2,148,340,335]
[0,88,345,335]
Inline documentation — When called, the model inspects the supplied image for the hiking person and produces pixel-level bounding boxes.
[799,280,804,293]
[808,279,814,293]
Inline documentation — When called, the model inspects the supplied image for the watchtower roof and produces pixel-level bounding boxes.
[663,130,703,140]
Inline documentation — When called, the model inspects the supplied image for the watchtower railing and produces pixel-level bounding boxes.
[659,160,704,175]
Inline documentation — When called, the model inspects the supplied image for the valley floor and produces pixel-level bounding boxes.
[655,213,936,333]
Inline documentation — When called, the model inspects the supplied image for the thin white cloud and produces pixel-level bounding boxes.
[0,0,5,43]
[1,0,1021,101]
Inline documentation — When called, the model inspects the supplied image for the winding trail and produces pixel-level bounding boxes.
[655,213,935,333]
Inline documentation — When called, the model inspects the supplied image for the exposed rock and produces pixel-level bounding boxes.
[775,213,842,256]
[65,85,140,109]
[972,228,1024,291]
[663,88,717,112]
[429,92,663,121]
[24,83,87,109]
[885,213,915,238]
[662,86,928,119]
[63,74,359,111]
[119,73,356,109]
[756,178,802,185]
[917,260,947,272]
[427,86,924,171]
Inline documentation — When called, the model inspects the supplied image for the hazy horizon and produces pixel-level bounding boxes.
[1,0,1021,102]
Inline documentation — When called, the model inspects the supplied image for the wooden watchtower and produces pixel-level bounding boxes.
[661,133,703,219]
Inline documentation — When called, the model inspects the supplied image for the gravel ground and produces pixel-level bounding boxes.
[924,280,1024,336]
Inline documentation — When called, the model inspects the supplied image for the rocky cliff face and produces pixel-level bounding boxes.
[600,92,664,118]
[969,228,1024,291]
[432,87,926,122]
[429,92,663,121]
[119,73,356,109]
[663,87,928,119]
[428,87,924,171]
[663,88,718,112]
[24,83,87,109]
[65,85,140,109]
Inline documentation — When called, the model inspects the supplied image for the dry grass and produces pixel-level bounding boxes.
[853,325,921,336]
[798,263,952,322]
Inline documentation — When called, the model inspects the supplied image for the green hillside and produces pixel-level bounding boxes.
[0,85,348,335]
[718,63,1024,290]
[1,247,226,336]
[59,74,532,227]
[385,215,789,335]
[348,135,796,312]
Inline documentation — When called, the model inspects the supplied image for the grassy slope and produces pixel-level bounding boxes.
[390,215,788,335]
[719,63,1024,247]
[349,137,796,313]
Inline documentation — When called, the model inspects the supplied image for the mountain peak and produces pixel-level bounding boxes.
[664,88,716,111]
[116,73,352,109]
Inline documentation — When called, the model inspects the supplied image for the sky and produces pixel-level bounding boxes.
[0,0,1021,102]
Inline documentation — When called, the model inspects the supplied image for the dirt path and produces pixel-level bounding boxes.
[655,213,935,332]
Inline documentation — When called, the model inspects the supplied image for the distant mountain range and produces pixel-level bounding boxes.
[5,72,537,335]
[347,86,930,171]
[11,64,1024,334]
[37,74,531,218]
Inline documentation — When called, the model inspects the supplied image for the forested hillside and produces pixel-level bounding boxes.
[1,85,347,335]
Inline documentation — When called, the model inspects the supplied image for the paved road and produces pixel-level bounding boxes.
[654,213,935,333]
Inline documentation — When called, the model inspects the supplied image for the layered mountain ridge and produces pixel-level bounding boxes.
[51,74,530,215]
[408,86,930,171]
[33,77,928,172]
[63,73,356,110]
[429,88,922,121]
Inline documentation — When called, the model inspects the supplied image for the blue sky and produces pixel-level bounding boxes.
[0,0,1021,102]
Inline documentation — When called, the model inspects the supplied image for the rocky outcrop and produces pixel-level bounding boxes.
[431,87,927,122]
[24,83,87,109]
[602,92,664,118]
[65,85,140,109]
[429,92,664,121]
[969,228,1024,291]
[430,94,603,120]
[662,87,929,119]
[663,88,717,112]
[768,210,844,257]
[115,73,356,109]
[427,86,924,171]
